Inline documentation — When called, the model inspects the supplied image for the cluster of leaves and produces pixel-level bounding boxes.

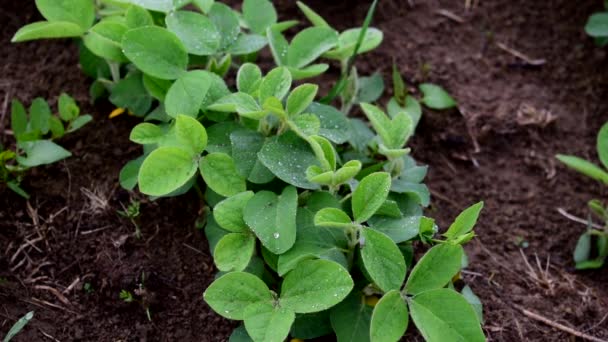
[13,0,481,341]
[1,94,91,198]
[585,1,608,46]
[557,122,608,269]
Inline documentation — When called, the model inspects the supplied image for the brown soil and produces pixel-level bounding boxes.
[2,0,608,341]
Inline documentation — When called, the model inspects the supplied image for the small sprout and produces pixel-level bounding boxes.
[119,289,134,303]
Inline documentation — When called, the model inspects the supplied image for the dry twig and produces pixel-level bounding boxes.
[496,42,546,66]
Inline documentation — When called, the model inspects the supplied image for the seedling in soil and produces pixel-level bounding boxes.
[120,272,153,321]
[118,198,142,238]
[83,282,94,294]
[1,94,91,198]
[557,122,608,269]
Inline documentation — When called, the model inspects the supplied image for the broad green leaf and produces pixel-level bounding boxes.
[204,272,273,320]
[16,140,71,167]
[556,154,608,184]
[280,259,353,313]
[405,244,464,295]
[205,215,229,254]
[130,123,164,145]
[324,28,383,60]
[175,114,208,154]
[370,290,408,342]
[228,34,268,55]
[49,117,64,138]
[207,121,242,154]
[286,64,330,80]
[368,216,420,243]
[209,92,263,118]
[296,1,330,27]
[119,156,144,191]
[237,63,262,94]
[122,26,188,80]
[258,132,320,189]
[287,27,338,68]
[357,73,385,104]
[419,84,457,110]
[409,289,485,342]
[461,286,484,324]
[230,130,275,184]
[444,202,483,240]
[11,21,85,42]
[3,311,34,342]
[83,20,128,62]
[291,114,321,138]
[58,93,79,121]
[314,208,352,228]
[360,228,406,292]
[266,27,289,66]
[243,187,298,254]
[597,122,608,169]
[138,147,197,196]
[125,5,154,28]
[307,102,350,144]
[208,2,240,51]
[11,100,27,137]
[200,153,246,197]
[287,84,318,116]
[352,172,391,223]
[229,325,253,342]
[143,75,172,102]
[244,302,294,342]
[243,0,277,34]
[361,102,411,149]
[35,0,95,29]
[330,293,373,342]
[165,70,212,117]
[200,72,231,109]
[214,191,255,232]
[165,10,220,56]
[586,13,608,37]
[29,98,51,135]
[259,67,292,103]
[109,73,152,116]
[214,233,256,272]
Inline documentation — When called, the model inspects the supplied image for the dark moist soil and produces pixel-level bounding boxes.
[2,0,608,341]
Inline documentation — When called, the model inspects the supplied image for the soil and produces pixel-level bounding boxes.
[1,0,608,341]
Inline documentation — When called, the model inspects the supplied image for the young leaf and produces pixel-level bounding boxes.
[291,114,321,138]
[119,156,144,191]
[204,272,273,320]
[243,187,298,254]
[259,67,292,103]
[125,5,154,28]
[368,216,420,244]
[306,103,350,144]
[419,84,457,110]
[138,147,197,196]
[461,285,484,324]
[296,1,330,28]
[16,140,71,167]
[11,100,27,137]
[324,28,384,60]
[29,98,51,135]
[409,289,485,342]
[556,154,608,184]
[330,293,373,342]
[586,13,608,37]
[165,70,212,117]
[209,92,263,118]
[573,232,592,264]
[360,228,406,292]
[214,233,256,272]
[352,172,391,223]
[443,202,483,240]
[228,33,267,56]
[130,123,164,145]
[334,160,362,185]
[35,0,95,29]
[356,73,385,104]
[314,208,352,228]
[208,2,240,51]
[11,21,85,42]
[243,302,295,342]
[3,311,34,342]
[286,84,318,117]
[597,122,608,170]
[287,64,330,80]
[280,259,354,313]
[200,153,247,197]
[83,20,129,62]
[237,63,263,94]
[370,290,408,342]
[405,244,464,295]
[243,0,277,35]
[266,27,289,66]
[230,130,275,184]
[122,26,188,80]
[214,191,255,232]
[58,93,79,122]
[175,114,208,154]
[165,10,220,56]
[287,27,338,68]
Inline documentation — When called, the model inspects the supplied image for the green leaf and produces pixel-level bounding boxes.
[266,27,289,66]
[370,290,408,342]
[58,93,79,121]
[291,311,333,340]
[109,73,152,116]
[3,311,34,342]
[334,160,362,185]
[214,191,255,232]
[405,244,464,295]
[556,154,608,184]
[360,228,406,292]
[143,75,172,102]
[419,84,457,110]
[330,293,373,342]
[165,10,220,56]
[280,259,354,313]
[130,123,164,145]
[324,28,383,60]
[138,147,197,196]
[409,289,485,342]
[206,121,241,154]
[287,27,338,68]
[314,208,352,229]
[586,13,608,37]
[287,84,318,117]
[214,233,256,272]
[125,5,154,28]
[16,140,71,167]
[119,156,144,191]
[7,181,30,200]
[352,172,391,223]
[597,122,608,170]
[573,232,592,264]
[259,67,292,103]
[361,102,412,150]
[237,63,263,94]
[356,73,385,104]
[244,302,294,342]
[29,98,51,135]
[444,202,483,240]
[11,100,27,137]
[205,215,229,254]
[204,272,273,320]
[35,0,95,29]
[175,114,208,154]
[291,114,321,138]
[165,70,212,117]
[287,64,330,80]
[83,20,128,62]
[123,0,189,13]
[306,103,351,144]
[243,187,298,254]
[230,130,275,184]
[258,132,320,189]
[243,0,277,34]
[193,0,214,13]
[200,153,246,197]
[461,286,484,324]
[209,92,263,118]
[229,34,268,56]
[296,1,330,27]
[229,325,253,342]
[208,2,240,51]
[48,117,65,139]
[122,26,188,80]
[368,216,420,243]
[11,21,85,42]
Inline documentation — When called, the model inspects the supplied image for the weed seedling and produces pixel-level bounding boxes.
[118,198,142,238]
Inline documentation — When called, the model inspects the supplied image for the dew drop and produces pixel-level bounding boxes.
[273,232,280,239]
